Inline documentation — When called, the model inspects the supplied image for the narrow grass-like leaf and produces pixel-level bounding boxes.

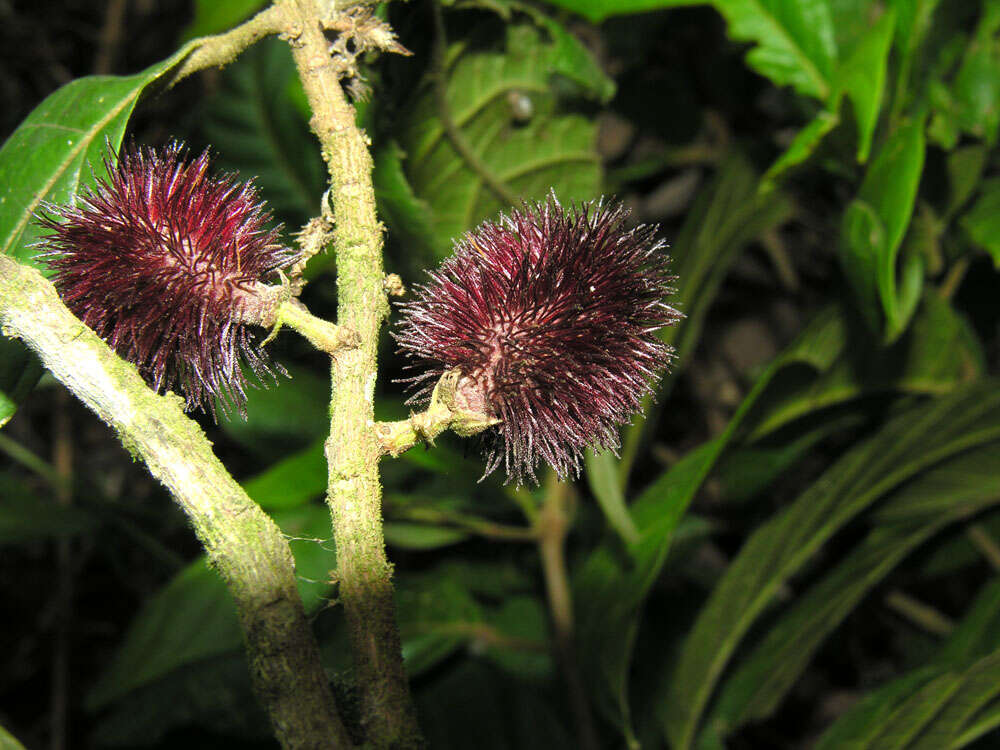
[708,442,1000,734]
[662,381,1000,750]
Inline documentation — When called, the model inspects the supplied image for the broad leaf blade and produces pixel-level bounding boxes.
[0,43,196,269]
[400,23,603,258]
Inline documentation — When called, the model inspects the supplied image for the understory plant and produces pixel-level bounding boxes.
[3,1,1000,749]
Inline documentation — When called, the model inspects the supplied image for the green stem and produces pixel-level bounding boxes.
[0,256,351,749]
[274,300,360,355]
[280,1,423,745]
[168,4,285,86]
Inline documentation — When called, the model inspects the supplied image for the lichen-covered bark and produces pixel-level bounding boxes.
[280,1,423,746]
[0,256,350,750]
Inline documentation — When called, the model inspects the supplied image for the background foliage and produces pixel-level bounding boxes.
[3,0,1000,747]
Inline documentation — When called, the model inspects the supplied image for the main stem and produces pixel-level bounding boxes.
[280,1,422,747]
[0,257,350,749]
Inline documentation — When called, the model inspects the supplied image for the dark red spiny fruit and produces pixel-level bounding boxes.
[396,196,682,484]
[38,142,296,417]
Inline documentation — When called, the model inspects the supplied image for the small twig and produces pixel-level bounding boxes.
[392,506,537,542]
[429,0,518,206]
[885,589,955,636]
[375,369,499,457]
[967,524,1000,573]
[167,4,285,87]
[536,475,600,750]
[760,227,799,291]
[939,257,970,301]
[272,299,361,356]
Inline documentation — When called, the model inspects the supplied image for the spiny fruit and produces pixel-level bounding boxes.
[38,142,295,417]
[396,195,681,484]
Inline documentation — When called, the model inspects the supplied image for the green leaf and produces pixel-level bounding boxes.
[241,439,326,510]
[708,442,1000,735]
[574,322,804,739]
[746,293,984,439]
[961,177,1000,267]
[0,723,28,750]
[0,337,43,429]
[219,364,330,454]
[0,42,197,269]
[181,0,266,40]
[530,13,615,103]
[760,109,839,190]
[888,0,944,119]
[200,37,324,230]
[834,8,896,162]
[0,482,98,544]
[839,118,926,342]
[944,144,989,221]
[710,0,838,101]
[399,23,603,258]
[375,141,439,265]
[928,5,1000,149]
[384,522,471,549]
[817,576,1000,748]
[662,382,1000,749]
[585,449,639,544]
[867,650,1000,748]
[544,0,840,105]
[88,506,333,709]
[87,558,243,710]
[539,0,689,22]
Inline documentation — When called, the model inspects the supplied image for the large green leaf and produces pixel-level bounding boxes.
[0,44,196,425]
[709,0,838,101]
[88,504,333,710]
[0,43,196,268]
[707,442,1000,735]
[399,23,604,258]
[839,118,926,342]
[539,0,689,21]
[241,439,326,510]
[835,8,896,162]
[218,364,330,455]
[662,381,1000,750]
